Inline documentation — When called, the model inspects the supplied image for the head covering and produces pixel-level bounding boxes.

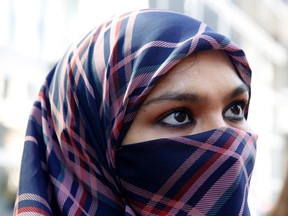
[14,9,255,215]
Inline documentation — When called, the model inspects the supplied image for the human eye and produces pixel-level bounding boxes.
[224,101,247,121]
[157,109,194,127]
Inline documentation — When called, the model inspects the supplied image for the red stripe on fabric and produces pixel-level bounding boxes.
[129,198,187,215]
[38,91,45,100]
[111,20,122,98]
[75,190,87,216]
[155,134,237,215]
[129,199,164,215]
[17,206,50,215]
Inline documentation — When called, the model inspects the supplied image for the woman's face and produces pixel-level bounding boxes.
[122,50,251,145]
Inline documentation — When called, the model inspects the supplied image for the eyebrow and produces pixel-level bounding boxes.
[142,84,249,106]
[228,83,250,99]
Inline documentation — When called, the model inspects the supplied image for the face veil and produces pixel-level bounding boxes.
[14,9,255,216]
[116,127,257,216]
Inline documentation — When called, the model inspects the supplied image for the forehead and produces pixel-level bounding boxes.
[167,50,236,80]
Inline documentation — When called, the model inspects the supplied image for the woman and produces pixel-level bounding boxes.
[14,9,257,215]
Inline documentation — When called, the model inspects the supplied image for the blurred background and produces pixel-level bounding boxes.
[0,0,288,215]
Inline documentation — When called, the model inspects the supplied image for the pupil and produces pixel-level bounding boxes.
[174,111,186,122]
[231,105,241,115]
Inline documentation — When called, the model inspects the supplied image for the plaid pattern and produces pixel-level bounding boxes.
[14,9,254,215]
[117,127,257,215]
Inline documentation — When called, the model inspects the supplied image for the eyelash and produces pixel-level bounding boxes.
[156,108,195,128]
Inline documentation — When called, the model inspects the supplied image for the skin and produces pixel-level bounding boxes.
[122,50,252,145]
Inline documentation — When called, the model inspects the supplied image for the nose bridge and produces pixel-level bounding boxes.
[197,112,227,133]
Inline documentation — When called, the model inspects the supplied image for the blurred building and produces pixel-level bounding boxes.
[0,0,287,215]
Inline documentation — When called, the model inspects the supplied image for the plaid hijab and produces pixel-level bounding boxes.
[14,9,255,215]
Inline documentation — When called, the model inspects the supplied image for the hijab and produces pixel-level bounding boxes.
[14,9,255,215]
